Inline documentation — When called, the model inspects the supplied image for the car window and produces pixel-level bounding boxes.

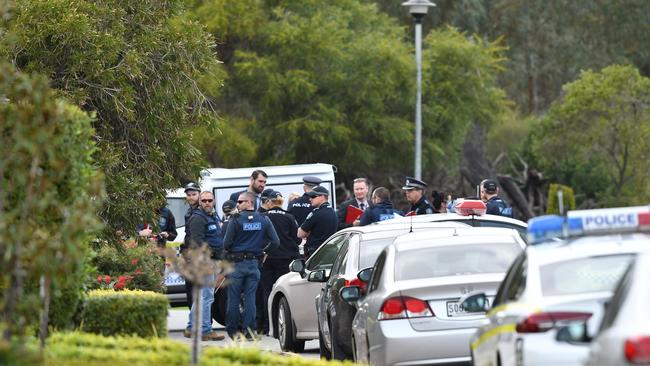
[493,253,526,307]
[358,237,396,269]
[368,251,387,293]
[306,234,349,271]
[599,261,634,332]
[540,254,633,296]
[166,197,188,227]
[395,243,522,281]
[327,241,350,285]
[506,256,527,301]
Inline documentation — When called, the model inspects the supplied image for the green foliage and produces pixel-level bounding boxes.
[45,331,355,366]
[546,184,576,215]
[533,65,650,206]
[2,0,225,239]
[90,240,164,293]
[421,27,510,171]
[0,63,103,336]
[0,338,42,366]
[81,290,168,338]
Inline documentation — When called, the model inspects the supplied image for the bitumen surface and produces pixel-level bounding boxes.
[167,308,320,359]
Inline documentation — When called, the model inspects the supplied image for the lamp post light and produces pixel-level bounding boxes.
[402,0,435,180]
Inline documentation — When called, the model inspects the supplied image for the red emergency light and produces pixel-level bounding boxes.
[455,199,487,216]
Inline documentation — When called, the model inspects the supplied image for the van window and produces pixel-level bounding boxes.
[167,198,189,228]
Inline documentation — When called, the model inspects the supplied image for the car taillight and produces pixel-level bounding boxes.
[625,336,650,364]
[378,296,433,320]
[515,312,591,333]
[344,277,367,294]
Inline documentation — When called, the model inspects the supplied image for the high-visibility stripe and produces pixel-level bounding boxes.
[471,324,516,350]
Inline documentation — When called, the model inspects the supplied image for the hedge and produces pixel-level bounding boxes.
[81,290,167,338]
[45,332,355,366]
[546,183,576,215]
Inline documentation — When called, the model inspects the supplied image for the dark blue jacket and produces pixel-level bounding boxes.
[485,196,513,217]
[223,210,280,256]
[265,207,301,259]
[187,209,224,252]
[181,206,202,251]
[360,201,402,225]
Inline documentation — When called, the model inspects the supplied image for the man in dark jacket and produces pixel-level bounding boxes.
[360,187,402,225]
[223,192,279,340]
[481,179,513,217]
[336,177,371,230]
[228,169,268,210]
[181,182,202,310]
[299,186,338,258]
[183,191,225,341]
[402,176,434,215]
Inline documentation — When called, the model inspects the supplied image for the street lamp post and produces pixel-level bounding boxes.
[402,0,435,181]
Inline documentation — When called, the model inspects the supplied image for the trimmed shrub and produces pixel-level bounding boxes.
[546,183,576,215]
[45,332,354,366]
[81,290,167,338]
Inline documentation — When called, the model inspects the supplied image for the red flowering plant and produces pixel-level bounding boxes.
[89,238,164,292]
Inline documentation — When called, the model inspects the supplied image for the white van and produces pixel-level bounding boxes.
[164,163,337,308]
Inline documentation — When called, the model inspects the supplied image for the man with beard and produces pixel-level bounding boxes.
[229,170,268,210]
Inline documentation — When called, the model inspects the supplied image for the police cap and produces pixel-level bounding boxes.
[402,177,427,190]
[268,191,283,199]
[260,188,274,201]
[482,179,498,194]
[302,176,322,187]
[222,200,237,213]
[184,182,201,193]
[306,185,329,197]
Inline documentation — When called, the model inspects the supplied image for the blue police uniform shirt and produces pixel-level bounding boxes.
[287,193,314,226]
[300,202,337,250]
[360,201,402,225]
[410,196,434,215]
[485,196,513,217]
[223,210,279,256]
[191,209,224,252]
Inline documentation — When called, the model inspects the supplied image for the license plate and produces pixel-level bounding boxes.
[446,298,490,317]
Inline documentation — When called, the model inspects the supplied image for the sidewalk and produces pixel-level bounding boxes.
[167,308,319,358]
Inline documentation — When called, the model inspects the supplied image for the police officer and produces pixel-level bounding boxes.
[259,191,301,335]
[183,191,226,341]
[220,199,237,234]
[223,192,279,340]
[288,175,322,226]
[359,187,402,225]
[298,186,338,258]
[402,177,435,215]
[258,188,274,213]
[481,179,513,217]
[180,182,202,308]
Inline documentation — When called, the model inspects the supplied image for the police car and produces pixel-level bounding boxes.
[461,205,650,366]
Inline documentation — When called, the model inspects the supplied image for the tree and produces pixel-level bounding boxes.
[533,65,650,206]
[1,0,224,238]
[0,64,102,341]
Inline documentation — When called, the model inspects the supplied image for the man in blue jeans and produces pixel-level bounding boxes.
[223,192,279,340]
[183,191,225,341]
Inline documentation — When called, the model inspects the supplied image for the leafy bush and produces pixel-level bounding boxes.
[0,338,42,366]
[547,184,576,215]
[45,332,353,366]
[81,290,167,338]
[90,239,164,292]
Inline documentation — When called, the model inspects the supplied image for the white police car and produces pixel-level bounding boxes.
[461,205,650,366]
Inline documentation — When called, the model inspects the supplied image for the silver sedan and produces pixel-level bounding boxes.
[343,227,525,366]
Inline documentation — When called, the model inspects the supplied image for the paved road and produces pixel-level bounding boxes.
[167,309,320,359]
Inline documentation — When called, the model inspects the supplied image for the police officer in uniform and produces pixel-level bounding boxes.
[288,176,322,226]
[223,192,279,340]
[181,182,202,308]
[359,187,402,225]
[402,176,434,215]
[481,179,513,217]
[298,186,338,258]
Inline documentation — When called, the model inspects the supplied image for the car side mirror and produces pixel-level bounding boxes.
[289,259,306,278]
[556,322,591,344]
[340,286,361,303]
[460,292,489,313]
[307,269,328,283]
[357,267,374,283]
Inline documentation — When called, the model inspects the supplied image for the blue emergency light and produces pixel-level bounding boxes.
[528,205,650,244]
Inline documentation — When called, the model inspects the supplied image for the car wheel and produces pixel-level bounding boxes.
[318,321,332,359]
[278,296,305,353]
[329,318,348,360]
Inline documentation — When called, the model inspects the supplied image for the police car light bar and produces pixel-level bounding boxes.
[454,199,487,217]
[528,205,650,244]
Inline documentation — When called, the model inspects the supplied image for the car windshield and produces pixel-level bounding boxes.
[436,219,527,242]
[358,238,396,268]
[540,254,634,296]
[395,242,522,280]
